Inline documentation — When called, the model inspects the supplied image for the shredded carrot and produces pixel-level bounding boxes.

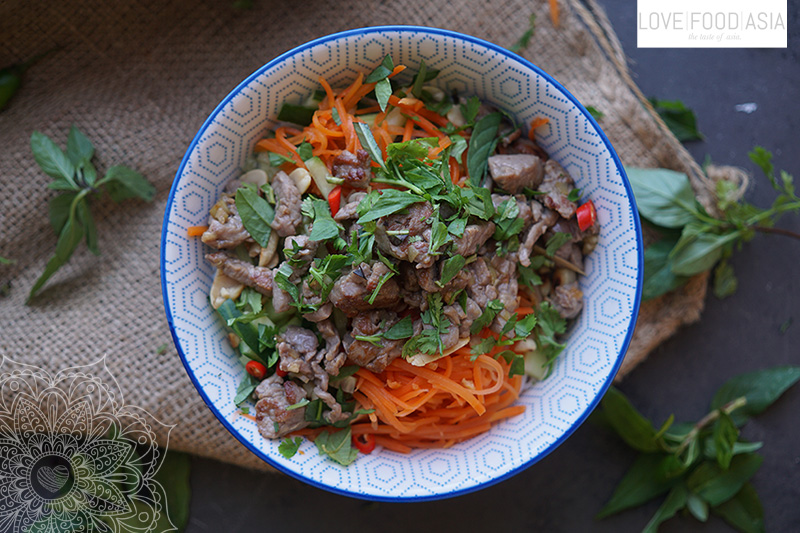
[549,0,560,28]
[528,117,550,141]
[187,225,208,237]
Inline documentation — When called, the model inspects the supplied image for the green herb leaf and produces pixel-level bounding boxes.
[710,366,800,426]
[235,187,274,247]
[153,450,191,532]
[279,437,303,459]
[306,198,341,241]
[544,232,572,256]
[375,78,392,113]
[356,189,422,223]
[296,141,314,161]
[467,112,502,186]
[65,125,94,166]
[641,483,689,533]
[585,106,604,121]
[642,237,690,300]
[470,299,504,334]
[600,387,662,452]
[712,482,765,533]
[509,13,537,52]
[103,165,156,202]
[234,373,259,405]
[712,411,739,469]
[712,257,738,299]
[28,213,84,301]
[277,103,316,126]
[687,454,763,506]
[384,316,414,340]
[315,427,358,466]
[76,197,99,255]
[30,130,76,184]
[460,96,481,125]
[353,122,386,170]
[686,492,710,522]
[597,453,678,518]
[438,254,465,287]
[411,59,428,99]
[625,167,699,228]
[365,55,394,83]
[649,98,704,142]
[49,192,77,235]
[670,230,739,276]
[331,107,342,126]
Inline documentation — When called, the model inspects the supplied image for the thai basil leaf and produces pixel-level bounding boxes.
[649,98,703,142]
[712,412,739,469]
[438,254,465,287]
[315,427,358,466]
[28,215,84,301]
[235,187,274,247]
[467,112,502,186]
[49,192,77,235]
[356,189,422,223]
[277,103,316,126]
[76,198,99,255]
[383,316,414,340]
[710,365,800,426]
[65,125,94,165]
[375,78,392,113]
[103,165,156,202]
[687,454,763,507]
[365,54,394,83]
[307,199,340,241]
[642,237,689,300]
[669,230,739,276]
[279,437,303,459]
[30,130,76,184]
[625,167,699,228]
[641,484,689,533]
[712,483,765,533]
[234,373,259,406]
[596,453,678,518]
[600,387,661,452]
[353,122,385,170]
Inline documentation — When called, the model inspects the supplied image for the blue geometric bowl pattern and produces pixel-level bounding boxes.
[161,26,643,501]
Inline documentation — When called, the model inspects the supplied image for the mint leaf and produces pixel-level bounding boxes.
[30,131,76,184]
[649,98,703,142]
[597,453,678,518]
[234,373,259,406]
[65,125,94,165]
[103,165,155,202]
[712,483,765,533]
[641,483,689,533]
[710,366,800,426]
[28,214,84,301]
[643,237,690,300]
[235,187,274,247]
[383,316,414,340]
[601,387,663,452]
[687,454,763,507]
[365,54,394,84]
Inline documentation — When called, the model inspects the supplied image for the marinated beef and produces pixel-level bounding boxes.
[205,251,273,295]
[254,375,309,438]
[270,171,303,237]
[201,195,252,249]
[333,191,367,222]
[518,201,559,267]
[344,310,408,372]
[451,222,496,258]
[374,202,435,269]
[329,262,400,316]
[549,281,584,319]
[332,149,372,189]
[488,154,544,194]
[540,160,578,218]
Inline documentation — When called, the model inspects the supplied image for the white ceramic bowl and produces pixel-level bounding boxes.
[161,26,643,501]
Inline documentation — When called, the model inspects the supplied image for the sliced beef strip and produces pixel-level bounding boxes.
[270,171,303,237]
[487,154,544,194]
[332,149,372,189]
[451,222,496,258]
[442,296,483,339]
[518,201,559,267]
[201,195,252,249]
[540,160,578,219]
[329,261,400,316]
[317,319,345,376]
[254,374,308,439]
[205,251,273,295]
[463,255,519,332]
[374,202,436,269]
[554,242,585,273]
[277,326,319,381]
[496,136,549,160]
[343,310,410,372]
[548,281,584,319]
[283,235,319,282]
[333,191,367,222]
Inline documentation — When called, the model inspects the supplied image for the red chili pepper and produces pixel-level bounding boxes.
[352,433,376,454]
[275,366,288,378]
[245,360,267,380]
[576,199,596,231]
[328,186,342,217]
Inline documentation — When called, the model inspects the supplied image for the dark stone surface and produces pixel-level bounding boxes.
[187,3,800,531]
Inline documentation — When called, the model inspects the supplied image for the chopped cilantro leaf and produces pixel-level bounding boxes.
[279,437,303,459]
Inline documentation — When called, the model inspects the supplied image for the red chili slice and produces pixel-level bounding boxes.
[352,433,376,454]
[245,360,267,380]
[576,199,596,231]
[328,186,342,217]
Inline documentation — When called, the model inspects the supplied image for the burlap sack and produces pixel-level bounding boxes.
[0,0,734,470]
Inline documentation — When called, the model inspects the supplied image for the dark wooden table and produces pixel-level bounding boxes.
[187,3,800,531]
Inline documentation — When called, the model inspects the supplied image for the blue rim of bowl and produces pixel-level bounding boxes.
[160,25,644,502]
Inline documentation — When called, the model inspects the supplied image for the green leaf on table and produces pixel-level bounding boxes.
[748,146,776,189]
[153,450,191,532]
[649,98,704,142]
[600,387,662,452]
[76,197,99,255]
[467,112,502,186]
[585,105,604,121]
[703,439,763,461]
[713,258,738,298]
[625,167,699,228]
[103,165,156,202]
[49,192,76,234]
[28,215,84,301]
[710,366,800,426]
[31,131,76,184]
[597,453,678,518]
[235,187,274,247]
[65,125,94,165]
[712,482,765,533]
[509,13,537,52]
[687,492,710,522]
[641,483,689,533]
[670,230,739,276]
[712,411,739,469]
[687,454,763,507]
[642,237,690,300]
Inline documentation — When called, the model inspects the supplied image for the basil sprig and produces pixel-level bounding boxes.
[596,366,800,532]
[27,126,155,301]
